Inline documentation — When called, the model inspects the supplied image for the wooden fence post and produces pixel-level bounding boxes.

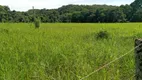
[135,39,142,80]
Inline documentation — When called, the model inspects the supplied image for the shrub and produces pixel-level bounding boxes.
[96,30,109,39]
[0,28,9,34]
[34,18,40,28]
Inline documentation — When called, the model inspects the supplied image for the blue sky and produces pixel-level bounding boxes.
[0,0,134,11]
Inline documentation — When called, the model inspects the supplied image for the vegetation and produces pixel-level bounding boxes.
[0,0,141,80]
[34,18,40,28]
[0,23,141,80]
[96,30,109,39]
[0,0,141,23]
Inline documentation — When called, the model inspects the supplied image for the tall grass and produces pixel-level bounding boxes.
[0,23,141,80]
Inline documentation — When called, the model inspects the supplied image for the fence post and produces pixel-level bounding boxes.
[135,39,142,80]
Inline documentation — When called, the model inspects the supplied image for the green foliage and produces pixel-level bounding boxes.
[130,0,142,21]
[120,5,133,21]
[131,0,142,11]
[34,18,40,28]
[0,0,141,23]
[96,30,109,39]
[131,9,142,22]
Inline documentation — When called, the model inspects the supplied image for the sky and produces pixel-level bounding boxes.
[0,0,135,11]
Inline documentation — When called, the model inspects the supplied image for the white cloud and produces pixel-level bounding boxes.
[0,0,134,11]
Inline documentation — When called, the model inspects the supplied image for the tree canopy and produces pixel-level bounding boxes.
[0,0,141,23]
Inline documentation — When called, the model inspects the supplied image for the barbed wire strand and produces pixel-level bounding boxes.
[80,43,142,80]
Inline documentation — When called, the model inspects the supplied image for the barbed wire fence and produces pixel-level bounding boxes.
[79,40,142,80]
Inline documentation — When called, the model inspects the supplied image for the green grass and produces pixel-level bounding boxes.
[0,23,141,80]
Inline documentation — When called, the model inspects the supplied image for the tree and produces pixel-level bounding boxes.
[86,11,96,22]
[0,6,10,22]
[71,12,81,22]
[48,10,60,22]
[60,13,72,22]
[0,1,141,23]
[120,5,133,21]
[131,0,142,11]
[108,8,126,22]
[95,9,106,22]
[131,9,142,22]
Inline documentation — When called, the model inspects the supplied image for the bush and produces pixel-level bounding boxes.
[0,28,9,34]
[96,30,109,39]
[34,18,40,28]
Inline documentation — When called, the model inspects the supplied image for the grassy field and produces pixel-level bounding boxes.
[0,23,141,80]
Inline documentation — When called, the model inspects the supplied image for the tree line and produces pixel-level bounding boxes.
[0,0,141,23]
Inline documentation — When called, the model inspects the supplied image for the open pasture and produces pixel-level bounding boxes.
[0,23,141,80]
